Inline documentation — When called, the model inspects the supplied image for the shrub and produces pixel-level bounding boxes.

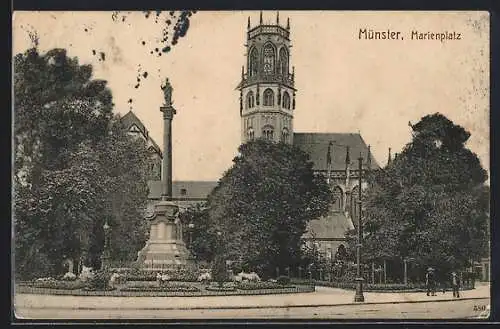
[237,281,294,290]
[277,276,291,285]
[85,270,112,290]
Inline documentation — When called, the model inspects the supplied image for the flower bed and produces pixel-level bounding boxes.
[16,283,315,296]
[205,286,237,292]
[121,283,199,293]
[20,280,86,290]
[82,286,116,292]
[125,274,157,282]
[237,282,295,290]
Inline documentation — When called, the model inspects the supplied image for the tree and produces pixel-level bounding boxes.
[179,203,216,262]
[203,139,332,277]
[13,48,150,278]
[349,113,489,279]
[91,115,150,266]
[14,48,114,278]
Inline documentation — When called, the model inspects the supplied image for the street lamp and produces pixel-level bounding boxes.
[101,220,111,270]
[354,155,365,302]
[188,223,195,247]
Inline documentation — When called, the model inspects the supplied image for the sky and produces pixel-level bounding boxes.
[13,11,490,182]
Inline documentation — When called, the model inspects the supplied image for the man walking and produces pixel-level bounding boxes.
[451,271,460,298]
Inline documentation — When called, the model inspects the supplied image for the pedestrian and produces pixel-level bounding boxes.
[426,267,436,296]
[451,271,460,298]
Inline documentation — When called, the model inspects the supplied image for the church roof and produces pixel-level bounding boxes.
[148,180,218,200]
[121,110,162,157]
[293,132,380,171]
[304,211,354,240]
[121,111,146,135]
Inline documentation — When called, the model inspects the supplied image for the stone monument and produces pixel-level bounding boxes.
[136,78,193,270]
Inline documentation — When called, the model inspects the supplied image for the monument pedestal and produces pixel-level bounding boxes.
[137,200,193,271]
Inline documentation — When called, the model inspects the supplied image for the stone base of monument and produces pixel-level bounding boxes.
[136,240,194,271]
[137,200,195,271]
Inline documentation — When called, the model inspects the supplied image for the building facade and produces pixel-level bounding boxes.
[122,14,380,264]
[237,13,295,144]
[237,14,380,261]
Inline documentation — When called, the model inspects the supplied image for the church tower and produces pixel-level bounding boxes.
[238,12,296,144]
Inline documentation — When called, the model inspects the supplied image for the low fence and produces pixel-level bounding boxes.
[290,278,475,293]
[14,284,315,297]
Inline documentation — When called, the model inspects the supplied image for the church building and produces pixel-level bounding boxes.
[121,12,380,263]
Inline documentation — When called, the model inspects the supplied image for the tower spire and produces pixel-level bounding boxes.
[287,17,290,30]
[367,145,372,170]
[260,11,263,25]
[387,147,392,166]
[276,11,280,25]
[247,16,251,29]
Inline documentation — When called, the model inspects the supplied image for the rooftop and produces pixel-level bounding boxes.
[293,132,380,172]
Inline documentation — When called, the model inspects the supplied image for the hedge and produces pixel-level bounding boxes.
[237,282,295,290]
[290,279,475,292]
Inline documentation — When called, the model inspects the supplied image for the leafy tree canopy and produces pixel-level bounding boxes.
[195,139,332,277]
[347,113,489,275]
[14,48,149,279]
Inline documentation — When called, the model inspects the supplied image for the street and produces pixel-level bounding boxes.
[15,297,489,320]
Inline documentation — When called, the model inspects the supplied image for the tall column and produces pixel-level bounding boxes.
[160,106,176,200]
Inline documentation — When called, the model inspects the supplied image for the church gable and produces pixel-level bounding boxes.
[293,132,380,172]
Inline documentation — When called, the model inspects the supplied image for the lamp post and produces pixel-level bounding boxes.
[101,220,111,270]
[188,223,195,247]
[215,231,225,287]
[354,155,365,302]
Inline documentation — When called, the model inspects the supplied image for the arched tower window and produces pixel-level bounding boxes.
[263,88,274,106]
[246,91,255,109]
[281,127,289,143]
[279,47,289,76]
[282,91,291,109]
[262,125,274,140]
[247,127,255,140]
[263,43,276,75]
[249,47,259,77]
[332,186,343,211]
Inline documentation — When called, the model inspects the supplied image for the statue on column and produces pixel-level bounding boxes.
[161,78,173,106]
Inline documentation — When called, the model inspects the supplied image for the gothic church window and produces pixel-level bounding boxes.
[249,48,259,77]
[279,47,289,76]
[282,91,291,109]
[262,125,274,140]
[247,127,255,140]
[332,186,343,211]
[263,43,276,75]
[246,91,255,108]
[281,127,289,143]
[263,88,274,106]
